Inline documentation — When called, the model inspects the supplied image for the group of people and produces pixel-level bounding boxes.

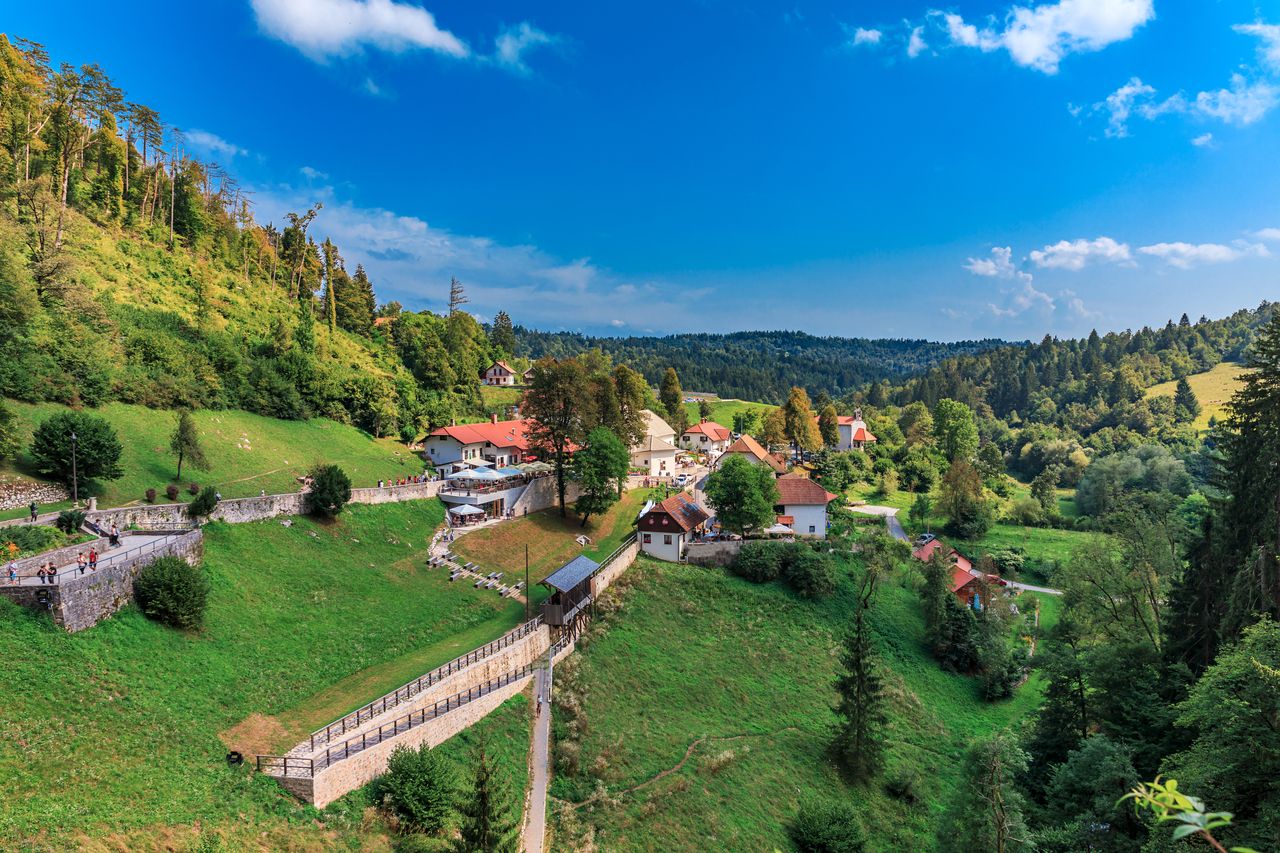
[376,473,436,488]
[4,520,123,585]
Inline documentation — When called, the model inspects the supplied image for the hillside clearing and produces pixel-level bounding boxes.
[1145,361,1249,430]
[681,397,775,428]
[0,400,420,510]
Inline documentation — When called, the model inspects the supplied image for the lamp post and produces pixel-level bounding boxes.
[70,431,78,507]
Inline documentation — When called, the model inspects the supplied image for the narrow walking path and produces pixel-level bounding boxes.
[7,531,181,586]
[522,665,552,853]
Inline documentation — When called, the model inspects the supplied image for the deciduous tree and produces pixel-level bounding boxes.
[704,454,778,537]
[169,410,208,482]
[525,357,594,517]
[572,427,630,524]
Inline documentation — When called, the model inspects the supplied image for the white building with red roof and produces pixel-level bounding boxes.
[773,473,837,539]
[482,360,519,386]
[425,415,533,473]
[637,493,711,561]
[717,434,788,475]
[815,408,878,452]
[679,419,732,455]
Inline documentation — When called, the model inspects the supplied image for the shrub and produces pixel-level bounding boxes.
[29,411,124,486]
[884,771,919,804]
[55,509,86,534]
[789,797,866,853]
[731,541,782,583]
[189,486,219,517]
[133,556,210,630]
[165,484,180,501]
[307,463,352,518]
[781,546,837,598]
[986,548,1025,575]
[1005,497,1043,527]
[188,482,200,495]
[145,487,157,503]
[377,743,456,835]
[2,525,65,558]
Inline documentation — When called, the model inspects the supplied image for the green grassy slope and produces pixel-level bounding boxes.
[682,397,775,428]
[0,500,539,848]
[1,399,422,510]
[550,556,1054,851]
[1145,361,1249,430]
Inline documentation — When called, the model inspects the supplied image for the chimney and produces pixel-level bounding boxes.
[700,417,708,424]
[491,413,499,424]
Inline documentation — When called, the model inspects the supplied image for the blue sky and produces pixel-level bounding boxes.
[9,0,1280,340]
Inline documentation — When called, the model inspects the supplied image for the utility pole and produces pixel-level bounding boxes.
[70,431,78,506]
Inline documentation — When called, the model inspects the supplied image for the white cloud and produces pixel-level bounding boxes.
[1253,227,1280,242]
[1194,74,1280,126]
[1059,289,1098,319]
[936,0,1152,74]
[251,182,704,331]
[250,0,468,60]
[850,27,883,46]
[964,246,1032,281]
[988,280,1055,317]
[1096,76,1155,137]
[1235,22,1280,73]
[1191,132,1214,147]
[299,165,329,180]
[493,22,555,75]
[907,25,928,58]
[1137,240,1270,268]
[1029,236,1132,270]
[183,129,247,159]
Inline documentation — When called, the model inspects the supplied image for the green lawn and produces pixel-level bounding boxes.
[1,399,422,510]
[480,384,524,416]
[549,555,1054,851]
[452,488,653,607]
[1145,361,1249,431]
[0,499,539,849]
[682,397,775,429]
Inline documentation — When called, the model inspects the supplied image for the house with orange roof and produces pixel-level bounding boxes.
[717,434,788,475]
[679,419,732,455]
[425,414,534,472]
[638,492,711,561]
[482,360,519,386]
[911,538,988,609]
[814,407,878,452]
[774,473,837,538]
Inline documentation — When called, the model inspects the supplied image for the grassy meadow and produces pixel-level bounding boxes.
[0,499,542,849]
[681,397,775,428]
[548,556,1056,851]
[452,488,653,607]
[0,399,421,511]
[1145,361,1249,430]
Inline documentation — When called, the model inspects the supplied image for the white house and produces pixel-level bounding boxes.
[679,419,732,455]
[638,492,709,561]
[774,474,836,539]
[482,361,519,386]
[717,434,787,475]
[631,409,680,476]
[425,416,533,474]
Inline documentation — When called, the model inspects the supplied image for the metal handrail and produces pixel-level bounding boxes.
[305,615,545,750]
[259,665,537,778]
[15,530,192,585]
[598,532,637,569]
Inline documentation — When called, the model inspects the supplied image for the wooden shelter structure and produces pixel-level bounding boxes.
[539,555,600,626]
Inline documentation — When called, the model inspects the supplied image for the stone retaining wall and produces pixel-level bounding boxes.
[0,477,68,511]
[84,482,442,530]
[0,530,203,631]
[684,540,743,567]
[8,535,108,580]
[594,540,639,593]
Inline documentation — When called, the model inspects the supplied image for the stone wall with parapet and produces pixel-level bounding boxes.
[0,530,203,631]
[509,476,582,517]
[684,540,743,567]
[8,535,108,581]
[594,540,639,593]
[84,482,442,530]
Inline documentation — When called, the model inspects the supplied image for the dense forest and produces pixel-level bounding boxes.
[0,35,518,440]
[516,329,1008,403]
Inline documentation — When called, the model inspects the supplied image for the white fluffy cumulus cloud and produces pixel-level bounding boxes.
[1137,241,1270,269]
[1029,236,1132,270]
[250,0,468,60]
[251,183,700,332]
[931,0,1153,73]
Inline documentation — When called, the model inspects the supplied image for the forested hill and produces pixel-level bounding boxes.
[515,329,1009,403]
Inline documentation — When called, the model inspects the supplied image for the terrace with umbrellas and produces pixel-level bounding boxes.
[438,459,557,525]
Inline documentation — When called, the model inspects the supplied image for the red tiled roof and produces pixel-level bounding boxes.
[951,566,980,594]
[429,419,532,451]
[812,414,877,442]
[723,435,787,474]
[775,473,837,506]
[912,539,973,573]
[485,360,516,374]
[684,421,731,441]
[776,514,795,525]
[851,426,877,442]
[638,493,710,533]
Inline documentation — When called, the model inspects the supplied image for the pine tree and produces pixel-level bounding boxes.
[1174,376,1201,422]
[169,409,208,482]
[454,743,517,853]
[833,565,887,781]
[491,310,517,356]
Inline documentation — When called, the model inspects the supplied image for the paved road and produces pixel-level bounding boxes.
[851,504,1062,595]
[523,666,551,853]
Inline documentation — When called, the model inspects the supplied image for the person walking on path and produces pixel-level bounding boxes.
[88,548,98,572]
[76,553,87,575]
[109,524,120,547]
[29,501,38,522]
[7,562,16,585]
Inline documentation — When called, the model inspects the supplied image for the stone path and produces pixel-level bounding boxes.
[523,664,552,853]
[6,532,180,586]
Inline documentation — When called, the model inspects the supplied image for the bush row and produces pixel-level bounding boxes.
[729,541,838,598]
